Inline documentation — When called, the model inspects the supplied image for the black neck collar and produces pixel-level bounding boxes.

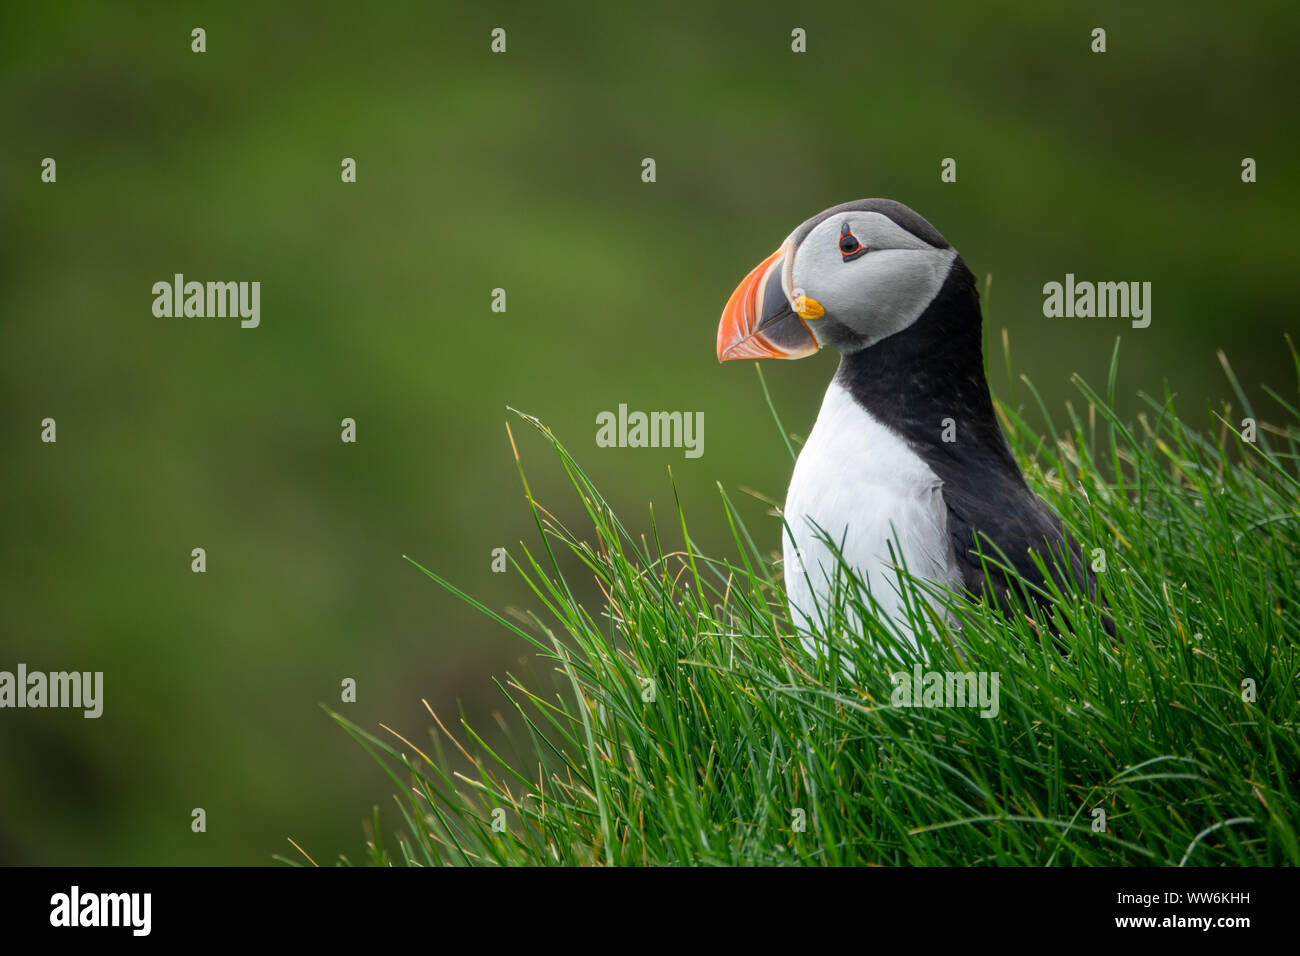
[832,257,1025,489]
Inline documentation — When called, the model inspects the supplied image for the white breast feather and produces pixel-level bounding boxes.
[783,382,958,660]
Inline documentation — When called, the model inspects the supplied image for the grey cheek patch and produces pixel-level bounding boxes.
[856,249,958,345]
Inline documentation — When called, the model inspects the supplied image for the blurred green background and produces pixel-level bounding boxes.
[1,1,1296,864]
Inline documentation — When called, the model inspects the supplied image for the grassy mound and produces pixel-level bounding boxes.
[325,342,1299,866]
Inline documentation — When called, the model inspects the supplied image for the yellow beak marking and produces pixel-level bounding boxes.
[795,295,825,320]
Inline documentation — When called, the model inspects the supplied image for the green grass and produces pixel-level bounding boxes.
[318,339,1299,867]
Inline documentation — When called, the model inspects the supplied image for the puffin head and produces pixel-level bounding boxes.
[716,199,960,361]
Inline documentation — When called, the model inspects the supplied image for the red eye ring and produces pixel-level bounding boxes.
[839,223,867,261]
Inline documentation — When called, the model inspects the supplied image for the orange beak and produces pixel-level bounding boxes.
[716,242,822,362]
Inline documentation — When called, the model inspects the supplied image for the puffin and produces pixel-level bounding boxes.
[716,198,1102,655]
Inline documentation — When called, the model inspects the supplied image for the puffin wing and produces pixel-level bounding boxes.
[942,480,1092,619]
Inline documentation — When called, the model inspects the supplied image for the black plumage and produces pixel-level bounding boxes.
[834,253,1111,636]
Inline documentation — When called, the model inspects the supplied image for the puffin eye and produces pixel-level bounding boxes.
[838,223,866,261]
